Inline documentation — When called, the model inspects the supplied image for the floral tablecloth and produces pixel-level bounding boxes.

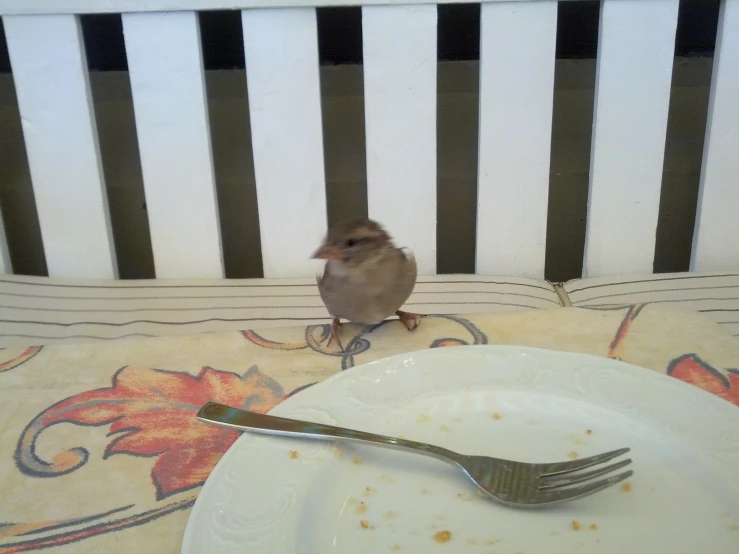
[1,303,738,553]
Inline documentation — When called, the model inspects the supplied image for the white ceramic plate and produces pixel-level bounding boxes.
[182,345,739,553]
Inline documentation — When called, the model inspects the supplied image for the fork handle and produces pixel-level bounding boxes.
[197,402,464,467]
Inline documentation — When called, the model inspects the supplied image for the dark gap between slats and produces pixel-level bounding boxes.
[544,1,599,283]
[317,7,368,228]
[81,14,155,279]
[0,17,48,276]
[200,11,263,279]
[654,0,720,273]
[436,3,480,274]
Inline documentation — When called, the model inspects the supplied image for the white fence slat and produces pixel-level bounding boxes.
[583,0,679,278]
[242,8,328,278]
[363,4,438,275]
[0,0,556,17]
[3,15,117,279]
[122,11,224,279]
[475,1,557,278]
[691,0,739,272]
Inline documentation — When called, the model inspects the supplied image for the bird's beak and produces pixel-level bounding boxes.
[311,244,343,260]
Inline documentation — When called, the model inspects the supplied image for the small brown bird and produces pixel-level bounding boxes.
[312,218,421,351]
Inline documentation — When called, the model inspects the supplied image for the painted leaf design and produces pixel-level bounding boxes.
[15,365,284,500]
[667,353,739,406]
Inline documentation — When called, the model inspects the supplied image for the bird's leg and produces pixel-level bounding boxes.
[395,310,422,331]
[326,316,345,352]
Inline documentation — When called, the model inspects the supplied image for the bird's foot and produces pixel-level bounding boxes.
[326,316,345,352]
[396,310,422,331]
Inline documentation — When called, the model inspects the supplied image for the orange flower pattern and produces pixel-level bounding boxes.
[15,365,284,499]
[667,353,739,406]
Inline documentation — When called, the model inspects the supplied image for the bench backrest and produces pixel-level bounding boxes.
[0,0,737,280]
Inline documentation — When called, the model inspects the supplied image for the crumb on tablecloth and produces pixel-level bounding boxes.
[571,520,581,531]
[433,530,452,543]
[620,482,632,493]
[289,450,299,459]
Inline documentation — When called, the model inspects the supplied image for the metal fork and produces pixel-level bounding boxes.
[197,402,633,508]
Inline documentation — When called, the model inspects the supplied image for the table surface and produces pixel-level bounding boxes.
[1,303,738,553]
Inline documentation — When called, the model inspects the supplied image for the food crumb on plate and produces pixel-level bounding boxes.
[550,531,560,536]
[466,538,478,545]
[421,488,431,495]
[379,474,394,484]
[586,429,593,435]
[332,446,343,458]
[417,414,431,423]
[355,502,367,514]
[620,482,632,493]
[289,450,299,459]
[385,511,396,519]
[730,524,739,531]
[568,451,578,459]
[390,545,401,551]
[492,412,502,420]
[353,457,362,464]
[589,523,598,531]
[433,530,452,543]
[364,486,375,497]
[440,424,451,432]
[571,520,581,531]
[359,519,373,529]
[456,493,472,501]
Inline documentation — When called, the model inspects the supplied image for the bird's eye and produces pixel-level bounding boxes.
[345,238,357,248]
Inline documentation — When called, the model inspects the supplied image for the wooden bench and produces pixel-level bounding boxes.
[0,0,737,347]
